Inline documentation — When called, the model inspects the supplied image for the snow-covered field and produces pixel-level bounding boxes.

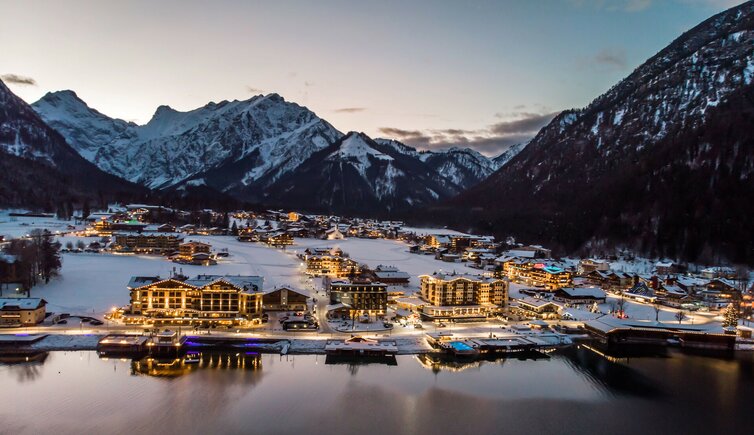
[9,231,484,318]
[0,213,82,239]
[291,237,481,290]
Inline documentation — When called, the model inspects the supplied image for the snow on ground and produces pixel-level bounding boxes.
[291,237,482,291]
[18,234,491,319]
[26,235,305,316]
[0,213,82,239]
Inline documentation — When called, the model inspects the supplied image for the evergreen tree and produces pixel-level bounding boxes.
[82,200,91,220]
[39,230,61,284]
[231,221,239,236]
[722,303,739,328]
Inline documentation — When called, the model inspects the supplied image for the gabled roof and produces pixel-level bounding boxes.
[0,298,47,310]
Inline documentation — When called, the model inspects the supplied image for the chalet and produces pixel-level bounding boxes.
[371,265,410,286]
[305,254,360,278]
[656,284,688,307]
[175,241,215,266]
[326,227,345,240]
[0,297,47,327]
[112,233,183,255]
[262,287,309,312]
[237,227,258,242]
[178,224,197,234]
[578,259,610,275]
[512,297,560,319]
[266,232,294,247]
[126,274,264,326]
[552,287,607,304]
[654,261,680,276]
[156,223,176,232]
[706,278,741,300]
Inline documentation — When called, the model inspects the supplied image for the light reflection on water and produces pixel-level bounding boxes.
[0,348,753,435]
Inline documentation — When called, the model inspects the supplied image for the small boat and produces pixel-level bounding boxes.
[184,351,201,364]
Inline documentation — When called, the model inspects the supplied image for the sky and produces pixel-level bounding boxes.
[0,0,746,156]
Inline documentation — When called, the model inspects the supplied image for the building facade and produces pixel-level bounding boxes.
[419,273,507,307]
[329,280,388,318]
[262,287,309,311]
[113,233,183,255]
[126,275,263,325]
[0,298,47,327]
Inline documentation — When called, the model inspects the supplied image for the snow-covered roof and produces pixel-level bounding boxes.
[555,287,606,299]
[374,270,410,280]
[0,298,46,310]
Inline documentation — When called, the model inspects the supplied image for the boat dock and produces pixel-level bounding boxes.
[325,336,398,356]
[426,332,571,357]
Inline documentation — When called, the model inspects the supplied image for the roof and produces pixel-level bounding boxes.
[585,317,725,335]
[374,270,411,280]
[127,276,162,289]
[0,298,46,310]
[513,297,560,308]
[420,272,503,283]
[555,287,606,299]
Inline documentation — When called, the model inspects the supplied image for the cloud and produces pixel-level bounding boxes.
[246,86,264,94]
[378,111,558,156]
[1,73,37,86]
[593,48,628,70]
[334,107,366,113]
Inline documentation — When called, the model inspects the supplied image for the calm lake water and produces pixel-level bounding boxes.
[1,347,753,435]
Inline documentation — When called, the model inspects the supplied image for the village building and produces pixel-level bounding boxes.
[578,259,611,275]
[92,218,147,236]
[174,241,215,265]
[262,287,309,312]
[418,273,507,321]
[526,264,573,289]
[552,287,607,304]
[112,233,183,255]
[305,254,360,278]
[512,297,561,319]
[265,232,294,247]
[705,278,742,300]
[328,279,388,319]
[326,227,345,240]
[505,245,551,259]
[371,265,411,286]
[125,274,263,326]
[0,297,47,327]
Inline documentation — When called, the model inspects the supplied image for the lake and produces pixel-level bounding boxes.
[1,347,753,435]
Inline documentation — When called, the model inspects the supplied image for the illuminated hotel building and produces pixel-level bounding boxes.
[126,275,263,325]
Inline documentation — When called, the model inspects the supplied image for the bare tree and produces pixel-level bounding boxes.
[675,309,686,324]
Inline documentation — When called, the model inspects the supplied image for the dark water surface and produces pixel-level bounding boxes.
[1,347,753,435]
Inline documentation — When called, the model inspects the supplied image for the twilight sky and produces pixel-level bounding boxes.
[0,0,745,155]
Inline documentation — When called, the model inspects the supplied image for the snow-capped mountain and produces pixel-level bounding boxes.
[262,132,461,214]
[374,138,506,188]
[492,141,526,168]
[33,92,342,189]
[33,91,506,209]
[0,80,143,207]
[450,1,754,264]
